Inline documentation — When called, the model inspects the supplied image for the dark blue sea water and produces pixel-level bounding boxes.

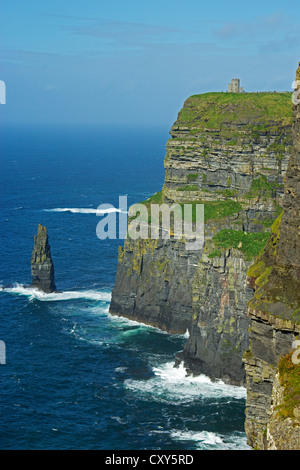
[0,124,249,450]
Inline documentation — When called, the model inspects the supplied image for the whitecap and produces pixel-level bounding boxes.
[115,366,128,373]
[0,283,111,302]
[171,430,223,447]
[44,207,127,215]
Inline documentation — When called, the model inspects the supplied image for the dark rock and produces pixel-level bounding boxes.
[31,224,56,293]
[244,62,300,450]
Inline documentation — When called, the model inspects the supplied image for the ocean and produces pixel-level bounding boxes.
[0,124,249,450]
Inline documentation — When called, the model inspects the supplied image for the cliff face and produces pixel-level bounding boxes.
[110,92,293,385]
[243,66,300,450]
[110,237,200,334]
[181,244,253,385]
[31,224,56,293]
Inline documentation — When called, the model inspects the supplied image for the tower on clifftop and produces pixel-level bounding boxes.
[228,78,244,93]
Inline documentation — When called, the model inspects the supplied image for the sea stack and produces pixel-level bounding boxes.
[31,224,56,293]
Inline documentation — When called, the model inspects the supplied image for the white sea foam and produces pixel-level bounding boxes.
[171,430,223,447]
[170,430,250,450]
[107,312,168,333]
[0,283,111,302]
[124,361,246,403]
[183,329,189,338]
[44,207,127,215]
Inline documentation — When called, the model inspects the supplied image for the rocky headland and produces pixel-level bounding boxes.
[110,91,293,387]
[109,68,300,449]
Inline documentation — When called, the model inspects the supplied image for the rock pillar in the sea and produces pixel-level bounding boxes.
[31,224,56,293]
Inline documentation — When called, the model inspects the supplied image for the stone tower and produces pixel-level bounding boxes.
[228,78,244,93]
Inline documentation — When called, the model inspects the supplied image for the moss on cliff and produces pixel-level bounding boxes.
[247,213,282,285]
[245,175,283,200]
[134,191,242,225]
[247,210,300,322]
[177,184,198,191]
[276,351,300,420]
[212,229,270,261]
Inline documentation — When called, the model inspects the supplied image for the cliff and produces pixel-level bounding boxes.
[109,91,293,385]
[31,224,56,293]
[243,66,300,450]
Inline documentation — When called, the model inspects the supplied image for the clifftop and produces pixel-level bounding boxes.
[164,92,292,225]
[174,92,293,130]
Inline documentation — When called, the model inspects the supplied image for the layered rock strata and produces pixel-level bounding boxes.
[31,224,56,293]
[243,65,300,449]
[110,92,293,385]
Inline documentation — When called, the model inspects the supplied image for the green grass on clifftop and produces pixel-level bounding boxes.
[175,92,293,130]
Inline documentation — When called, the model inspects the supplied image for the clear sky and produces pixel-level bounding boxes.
[1,0,299,127]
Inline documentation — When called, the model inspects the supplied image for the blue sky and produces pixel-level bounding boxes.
[1,0,299,127]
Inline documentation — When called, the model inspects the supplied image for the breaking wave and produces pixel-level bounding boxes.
[44,207,127,215]
[170,430,249,450]
[124,360,249,449]
[124,361,246,403]
[0,283,111,302]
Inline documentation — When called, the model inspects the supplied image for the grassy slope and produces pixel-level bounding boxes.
[175,92,293,130]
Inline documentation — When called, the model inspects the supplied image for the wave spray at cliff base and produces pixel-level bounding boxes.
[169,429,249,450]
[123,360,248,450]
[124,360,246,404]
[124,361,249,450]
